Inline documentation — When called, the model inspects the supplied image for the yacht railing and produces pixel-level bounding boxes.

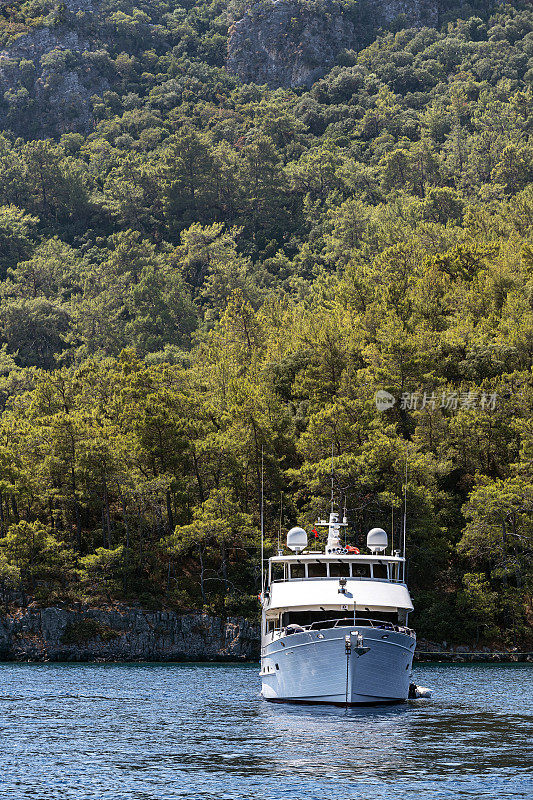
[283,617,415,637]
[270,576,405,584]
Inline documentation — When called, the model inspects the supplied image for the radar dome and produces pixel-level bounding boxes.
[287,526,308,553]
[367,527,388,553]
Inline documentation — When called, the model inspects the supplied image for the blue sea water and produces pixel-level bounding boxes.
[0,662,530,800]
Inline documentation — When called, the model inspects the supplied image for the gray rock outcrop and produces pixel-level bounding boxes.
[380,0,438,27]
[0,603,526,662]
[0,1,108,136]
[227,0,439,89]
[227,0,356,88]
[0,604,260,662]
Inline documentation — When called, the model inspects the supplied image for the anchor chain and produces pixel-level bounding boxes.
[344,634,351,707]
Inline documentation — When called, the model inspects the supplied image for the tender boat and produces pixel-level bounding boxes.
[260,511,416,705]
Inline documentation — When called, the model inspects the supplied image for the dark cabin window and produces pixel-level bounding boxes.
[290,563,305,579]
[329,562,350,578]
[356,610,399,624]
[271,563,284,582]
[372,563,388,579]
[284,610,399,629]
[351,564,371,578]
[307,562,327,578]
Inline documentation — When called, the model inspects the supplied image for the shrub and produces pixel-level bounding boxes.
[61,619,120,645]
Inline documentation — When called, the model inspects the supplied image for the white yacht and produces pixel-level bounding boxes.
[260,511,416,705]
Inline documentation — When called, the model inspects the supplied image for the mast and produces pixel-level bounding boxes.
[314,442,348,553]
[260,445,264,593]
[402,442,408,581]
[391,501,394,555]
[331,440,334,513]
[343,494,347,548]
[278,491,283,556]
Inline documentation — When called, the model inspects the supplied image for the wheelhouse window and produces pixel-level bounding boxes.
[271,563,284,582]
[289,563,305,579]
[372,562,389,579]
[307,562,327,578]
[329,562,350,578]
[351,564,371,578]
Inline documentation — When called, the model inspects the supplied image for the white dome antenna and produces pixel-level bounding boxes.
[287,527,308,553]
[367,527,388,554]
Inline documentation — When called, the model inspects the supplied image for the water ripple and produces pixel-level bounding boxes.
[0,662,530,799]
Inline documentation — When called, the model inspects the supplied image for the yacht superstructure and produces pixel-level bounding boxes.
[260,511,416,705]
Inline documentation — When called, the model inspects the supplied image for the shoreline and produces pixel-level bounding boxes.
[0,653,531,664]
[1,603,530,664]
[414,651,533,663]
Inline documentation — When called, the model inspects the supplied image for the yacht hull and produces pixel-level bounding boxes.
[260,625,415,706]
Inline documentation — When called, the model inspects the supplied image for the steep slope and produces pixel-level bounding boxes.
[0,0,106,135]
[226,0,439,88]
[0,0,483,135]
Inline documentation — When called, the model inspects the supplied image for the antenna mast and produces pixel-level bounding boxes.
[260,446,264,593]
[278,491,283,556]
[402,442,409,581]
[331,440,334,512]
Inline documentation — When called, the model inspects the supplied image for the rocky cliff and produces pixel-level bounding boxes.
[227,0,356,89]
[227,0,439,88]
[0,602,527,662]
[0,0,107,136]
[0,27,107,136]
[0,604,259,662]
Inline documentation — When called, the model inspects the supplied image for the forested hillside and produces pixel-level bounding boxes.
[0,0,531,647]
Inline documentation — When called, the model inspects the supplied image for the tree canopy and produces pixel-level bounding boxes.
[0,0,531,647]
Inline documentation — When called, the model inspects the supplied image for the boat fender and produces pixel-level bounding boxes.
[409,682,432,699]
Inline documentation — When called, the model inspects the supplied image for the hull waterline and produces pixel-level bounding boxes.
[263,697,405,707]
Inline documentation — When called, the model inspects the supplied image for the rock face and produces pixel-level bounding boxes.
[380,0,438,27]
[227,0,355,89]
[0,603,526,662]
[0,604,260,662]
[227,0,439,88]
[0,30,105,136]
[0,1,108,136]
